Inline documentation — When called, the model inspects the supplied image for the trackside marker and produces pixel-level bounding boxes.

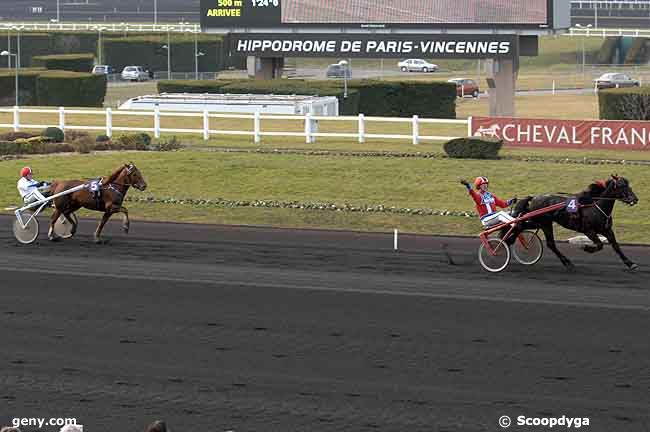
[394,229,398,251]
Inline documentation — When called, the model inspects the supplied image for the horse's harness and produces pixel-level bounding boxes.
[93,165,137,203]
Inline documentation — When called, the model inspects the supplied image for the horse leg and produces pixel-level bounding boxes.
[63,212,77,236]
[119,207,130,233]
[541,224,574,269]
[48,207,62,241]
[582,232,604,254]
[603,229,638,270]
[94,212,112,244]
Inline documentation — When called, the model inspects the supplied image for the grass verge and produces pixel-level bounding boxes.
[2,151,648,243]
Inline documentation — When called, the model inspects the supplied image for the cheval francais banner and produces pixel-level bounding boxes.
[471,116,650,151]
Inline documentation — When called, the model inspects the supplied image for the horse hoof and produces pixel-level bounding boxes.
[49,235,61,242]
[628,263,639,271]
[121,226,129,234]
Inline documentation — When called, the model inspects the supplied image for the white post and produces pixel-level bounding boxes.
[394,229,398,251]
[58,106,65,131]
[304,112,312,144]
[13,105,20,132]
[358,113,365,143]
[467,116,473,137]
[254,111,261,144]
[552,79,556,95]
[412,115,419,145]
[203,110,209,141]
[461,84,465,98]
[154,107,161,138]
[105,107,112,137]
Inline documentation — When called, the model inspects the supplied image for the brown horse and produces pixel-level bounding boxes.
[48,163,147,243]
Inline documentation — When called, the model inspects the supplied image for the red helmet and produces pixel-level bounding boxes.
[20,166,32,178]
[474,176,489,189]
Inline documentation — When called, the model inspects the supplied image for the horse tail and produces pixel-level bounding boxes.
[513,195,533,218]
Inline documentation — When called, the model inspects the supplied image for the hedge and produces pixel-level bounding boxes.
[32,53,95,72]
[443,137,503,159]
[598,86,650,120]
[349,79,457,118]
[0,69,43,105]
[36,71,107,107]
[156,78,455,117]
[0,32,98,68]
[0,68,106,107]
[103,34,233,73]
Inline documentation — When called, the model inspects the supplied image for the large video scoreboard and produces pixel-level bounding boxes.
[201,0,555,29]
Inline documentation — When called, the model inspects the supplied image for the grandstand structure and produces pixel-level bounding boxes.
[571,0,650,28]
[0,0,200,23]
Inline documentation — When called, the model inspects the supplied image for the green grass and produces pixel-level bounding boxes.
[2,151,648,243]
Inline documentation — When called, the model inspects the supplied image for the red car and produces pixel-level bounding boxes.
[448,78,480,98]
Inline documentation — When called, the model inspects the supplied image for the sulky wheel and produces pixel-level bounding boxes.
[13,217,40,245]
[478,238,511,273]
[511,230,544,266]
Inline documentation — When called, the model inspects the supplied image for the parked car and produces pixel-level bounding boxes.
[121,66,150,82]
[593,73,639,90]
[397,59,438,73]
[448,78,480,98]
[326,62,351,79]
[92,65,115,75]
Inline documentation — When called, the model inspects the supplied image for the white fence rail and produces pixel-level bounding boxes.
[0,22,202,34]
[0,107,469,145]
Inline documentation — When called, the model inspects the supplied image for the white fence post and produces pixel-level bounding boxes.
[154,107,161,139]
[203,110,210,141]
[552,80,556,95]
[254,111,261,144]
[304,112,312,144]
[105,108,112,137]
[412,115,419,145]
[358,113,365,143]
[59,107,65,131]
[467,116,473,137]
[13,106,20,132]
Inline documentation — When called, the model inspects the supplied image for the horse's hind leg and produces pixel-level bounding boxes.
[541,224,574,270]
[63,212,78,236]
[94,211,112,244]
[603,228,638,270]
[48,208,62,241]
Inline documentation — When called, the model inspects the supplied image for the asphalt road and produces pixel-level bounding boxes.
[1,215,649,432]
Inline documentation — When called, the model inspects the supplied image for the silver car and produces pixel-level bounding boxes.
[397,59,438,73]
[593,73,639,90]
[121,66,150,82]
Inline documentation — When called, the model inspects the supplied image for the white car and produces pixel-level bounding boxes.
[121,66,150,82]
[398,59,438,73]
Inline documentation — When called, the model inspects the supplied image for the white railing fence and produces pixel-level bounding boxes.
[0,107,469,145]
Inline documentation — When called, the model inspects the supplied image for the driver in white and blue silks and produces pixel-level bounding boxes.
[17,166,51,205]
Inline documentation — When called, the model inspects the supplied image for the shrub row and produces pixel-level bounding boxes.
[598,86,650,120]
[0,32,245,72]
[32,53,95,72]
[103,34,245,73]
[0,69,106,107]
[157,78,456,118]
[443,137,503,159]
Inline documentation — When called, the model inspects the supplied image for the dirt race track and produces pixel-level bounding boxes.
[1,215,649,432]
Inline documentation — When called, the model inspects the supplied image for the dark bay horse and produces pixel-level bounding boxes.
[512,175,639,270]
[48,163,147,243]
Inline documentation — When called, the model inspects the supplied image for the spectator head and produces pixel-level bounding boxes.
[1,427,22,432]
[60,425,83,432]
[145,420,167,432]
